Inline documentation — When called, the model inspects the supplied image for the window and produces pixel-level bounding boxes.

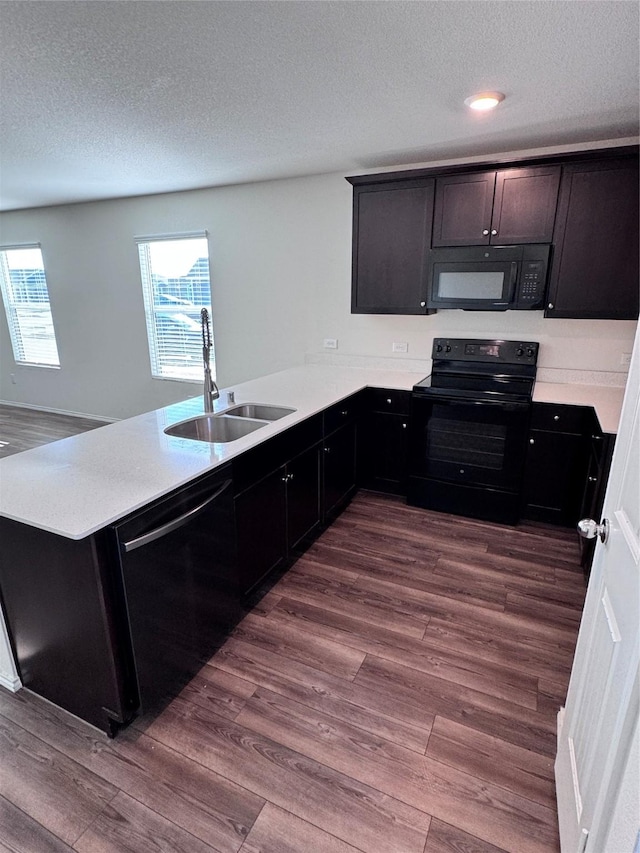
[136,234,214,382]
[0,245,60,367]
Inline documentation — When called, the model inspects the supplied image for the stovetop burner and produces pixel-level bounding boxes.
[413,338,539,403]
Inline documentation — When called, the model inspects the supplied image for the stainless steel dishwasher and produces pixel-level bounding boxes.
[110,464,238,717]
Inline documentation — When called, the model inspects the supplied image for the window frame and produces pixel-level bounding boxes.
[135,232,214,384]
[0,243,60,368]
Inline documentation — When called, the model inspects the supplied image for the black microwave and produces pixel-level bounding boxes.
[427,245,551,311]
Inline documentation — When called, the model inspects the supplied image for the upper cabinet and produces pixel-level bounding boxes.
[546,158,639,320]
[350,178,434,314]
[347,147,639,319]
[432,166,561,247]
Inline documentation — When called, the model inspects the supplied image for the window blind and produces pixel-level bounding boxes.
[0,245,60,367]
[136,235,214,382]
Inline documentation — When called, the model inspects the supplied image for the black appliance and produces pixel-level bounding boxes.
[110,464,238,719]
[427,245,550,311]
[408,338,539,524]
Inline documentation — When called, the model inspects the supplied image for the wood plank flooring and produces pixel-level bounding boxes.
[0,404,108,458]
[0,411,587,852]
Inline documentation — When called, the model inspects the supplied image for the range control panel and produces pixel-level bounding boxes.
[432,338,539,365]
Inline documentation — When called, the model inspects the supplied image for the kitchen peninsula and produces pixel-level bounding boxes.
[0,362,627,735]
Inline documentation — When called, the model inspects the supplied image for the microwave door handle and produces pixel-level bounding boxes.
[509,262,518,297]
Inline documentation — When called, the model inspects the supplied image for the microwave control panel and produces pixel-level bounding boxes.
[515,246,551,309]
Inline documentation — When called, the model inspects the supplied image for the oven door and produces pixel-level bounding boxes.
[410,395,530,492]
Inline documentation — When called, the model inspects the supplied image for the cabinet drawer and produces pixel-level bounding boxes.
[324,392,363,435]
[530,403,589,433]
[367,388,412,415]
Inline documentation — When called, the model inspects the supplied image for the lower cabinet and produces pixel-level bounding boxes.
[323,422,358,519]
[235,441,323,596]
[235,467,288,595]
[287,443,323,550]
[521,403,591,526]
[360,389,411,494]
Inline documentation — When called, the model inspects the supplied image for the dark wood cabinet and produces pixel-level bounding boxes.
[546,158,640,319]
[521,403,591,526]
[360,388,411,494]
[432,166,560,247]
[286,443,322,551]
[323,422,358,520]
[0,520,135,734]
[350,179,434,314]
[235,468,287,595]
[234,440,322,595]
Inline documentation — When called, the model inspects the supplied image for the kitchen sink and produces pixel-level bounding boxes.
[224,403,296,420]
[164,414,266,443]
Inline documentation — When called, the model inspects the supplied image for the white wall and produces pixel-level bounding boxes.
[0,177,327,418]
[0,145,637,420]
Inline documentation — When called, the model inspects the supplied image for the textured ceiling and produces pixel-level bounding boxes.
[0,0,638,211]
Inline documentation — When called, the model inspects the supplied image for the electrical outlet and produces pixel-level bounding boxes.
[10,373,16,385]
[620,352,632,366]
[323,338,338,349]
[392,342,408,353]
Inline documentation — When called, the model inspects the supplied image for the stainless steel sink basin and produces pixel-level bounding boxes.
[165,414,266,443]
[224,403,296,420]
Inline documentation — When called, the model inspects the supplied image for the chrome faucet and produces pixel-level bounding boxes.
[201,308,219,412]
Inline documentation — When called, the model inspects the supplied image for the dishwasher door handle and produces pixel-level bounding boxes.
[122,479,232,553]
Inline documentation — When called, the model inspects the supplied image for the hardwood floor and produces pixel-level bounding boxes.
[0,484,586,853]
[0,404,108,458]
[0,407,585,851]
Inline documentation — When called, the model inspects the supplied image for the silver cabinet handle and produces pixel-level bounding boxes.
[588,476,598,483]
[548,303,554,309]
[491,229,498,235]
[386,398,392,405]
[578,518,609,544]
[420,301,426,307]
[482,229,489,236]
[553,415,560,421]
[529,438,535,444]
[324,446,331,453]
[123,479,232,552]
[341,410,348,416]
[402,423,407,429]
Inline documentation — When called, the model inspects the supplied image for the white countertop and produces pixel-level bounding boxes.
[532,381,625,434]
[0,365,424,540]
[0,365,626,540]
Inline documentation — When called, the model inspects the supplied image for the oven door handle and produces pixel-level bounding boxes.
[413,395,530,411]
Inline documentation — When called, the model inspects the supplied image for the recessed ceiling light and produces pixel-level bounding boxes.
[464,92,505,111]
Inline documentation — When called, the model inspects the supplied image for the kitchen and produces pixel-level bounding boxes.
[0,2,639,852]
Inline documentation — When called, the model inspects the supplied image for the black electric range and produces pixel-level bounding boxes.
[408,338,539,524]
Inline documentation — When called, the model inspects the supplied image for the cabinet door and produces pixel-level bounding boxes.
[362,411,410,494]
[287,443,321,551]
[522,430,589,526]
[432,171,495,246]
[491,166,560,244]
[351,180,434,314]
[235,469,287,595]
[323,422,357,519]
[546,158,639,319]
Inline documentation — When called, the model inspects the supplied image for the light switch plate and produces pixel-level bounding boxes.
[392,342,408,353]
[323,338,338,349]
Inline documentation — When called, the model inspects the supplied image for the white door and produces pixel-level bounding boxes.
[556,323,640,853]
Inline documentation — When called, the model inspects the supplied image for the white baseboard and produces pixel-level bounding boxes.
[0,671,22,692]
